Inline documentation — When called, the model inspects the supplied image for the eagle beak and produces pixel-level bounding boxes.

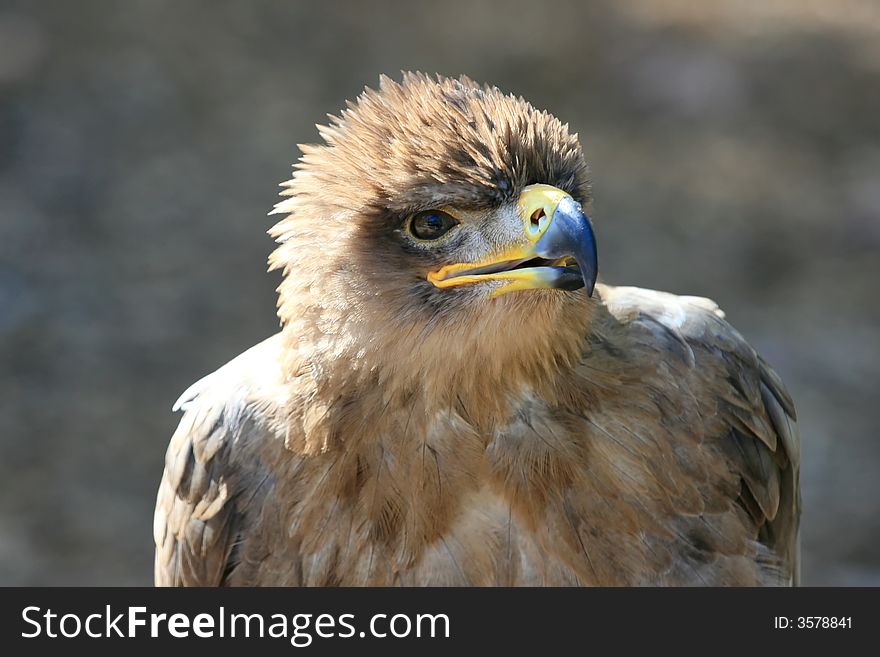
[427,184,598,298]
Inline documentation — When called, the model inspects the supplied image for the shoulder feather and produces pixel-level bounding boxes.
[154,335,283,586]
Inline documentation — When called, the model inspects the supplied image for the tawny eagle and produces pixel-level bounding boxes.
[154,73,800,586]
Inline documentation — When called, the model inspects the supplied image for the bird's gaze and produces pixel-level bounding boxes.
[408,209,460,241]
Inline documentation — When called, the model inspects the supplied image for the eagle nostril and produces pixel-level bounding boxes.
[530,208,546,232]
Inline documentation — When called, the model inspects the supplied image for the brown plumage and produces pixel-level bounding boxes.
[154,73,800,586]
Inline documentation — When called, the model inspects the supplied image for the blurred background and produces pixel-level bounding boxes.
[1,0,878,585]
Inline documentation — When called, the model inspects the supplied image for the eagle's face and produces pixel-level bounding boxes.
[270,74,598,393]
[396,184,595,300]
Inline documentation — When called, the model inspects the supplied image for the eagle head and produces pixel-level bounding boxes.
[269,73,598,409]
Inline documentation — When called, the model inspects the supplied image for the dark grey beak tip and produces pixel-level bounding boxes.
[536,196,598,297]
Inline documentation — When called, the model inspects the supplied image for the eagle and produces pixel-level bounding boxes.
[154,73,800,586]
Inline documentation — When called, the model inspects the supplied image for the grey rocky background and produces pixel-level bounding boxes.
[1,0,878,585]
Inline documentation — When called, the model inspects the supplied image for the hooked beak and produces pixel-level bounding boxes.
[427,184,598,297]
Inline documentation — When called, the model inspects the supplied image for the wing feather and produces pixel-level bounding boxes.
[154,400,239,586]
[600,285,801,584]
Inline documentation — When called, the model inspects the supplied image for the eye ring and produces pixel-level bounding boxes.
[408,209,460,241]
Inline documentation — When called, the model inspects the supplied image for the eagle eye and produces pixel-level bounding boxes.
[408,210,460,241]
